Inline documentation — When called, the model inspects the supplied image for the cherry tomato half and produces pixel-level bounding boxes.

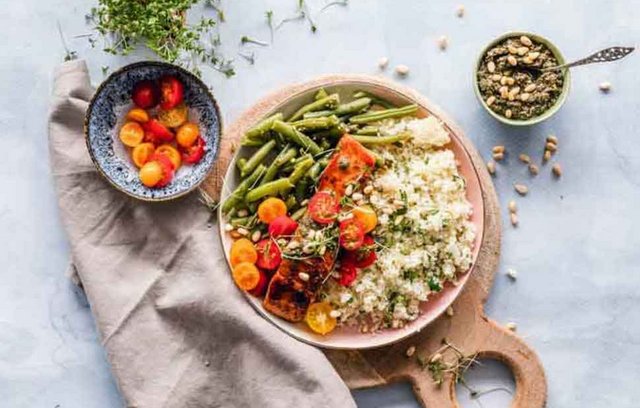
[268,215,298,237]
[176,122,200,148]
[159,76,184,110]
[180,136,205,164]
[132,80,159,109]
[343,235,377,268]
[308,191,340,224]
[149,153,175,187]
[143,119,175,143]
[131,142,155,168]
[255,239,282,270]
[248,268,269,297]
[339,218,365,251]
[155,144,182,170]
[337,262,358,287]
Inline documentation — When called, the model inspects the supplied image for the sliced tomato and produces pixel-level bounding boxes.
[339,218,365,251]
[248,268,269,297]
[255,239,282,270]
[132,80,159,109]
[149,153,175,187]
[180,136,205,164]
[159,76,184,110]
[143,119,175,143]
[343,235,377,268]
[337,262,358,287]
[268,215,298,237]
[308,191,340,224]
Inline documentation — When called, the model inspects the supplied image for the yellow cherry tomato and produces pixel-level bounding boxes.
[176,122,200,148]
[352,206,377,233]
[158,103,188,128]
[119,122,145,147]
[305,302,337,335]
[230,238,258,266]
[139,161,164,187]
[155,144,182,170]
[126,108,150,123]
[232,262,260,291]
[257,198,287,224]
[131,143,155,168]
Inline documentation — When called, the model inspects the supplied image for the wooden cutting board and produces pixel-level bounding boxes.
[201,74,547,408]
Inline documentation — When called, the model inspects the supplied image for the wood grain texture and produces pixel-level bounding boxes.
[201,74,547,408]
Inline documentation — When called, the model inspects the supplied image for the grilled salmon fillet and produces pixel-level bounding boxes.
[263,135,376,322]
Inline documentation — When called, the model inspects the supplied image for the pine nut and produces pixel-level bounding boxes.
[230,230,242,239]
[486,96,496,106]
[508,200,517,213]
[507,55,518,66]
[344,184,354,196]
[599,81,612,93]
[528,51,540,60]
[506,322,518,332]
[251,230,261,243]
[487,61,496,73]
[224,223,234,232]
[437,35,449,51]
[505,109,513,119]
[363,185,374,195]
[237,209,248,217]
[492,145,505,154]
[508,45,518,54]
[524,84,537,93]
[446,306,454,317]
[352,192,363,201]
[491,74,502,81]
[378,57,389,69]
[329,310,341,318]
[517,46,529,56]
[298,272,310,282]
[546,135,558,145]
[510,212,519,227]
[514,183,528,195]
[543,150,552,163]
[506,77,515,85]
[493,152,504,161]
[518,153,531,164]
[456,4,465,17]
[520,93,530,101]
[500,76,508,85]
[528,164,539,175]
[487,161,496,175]
[237,227,249,236]
[552,163,562,177]
[506,268,518,280]
[395,64,410,76]
[430,353,443,363]
[546,142,557,152]
[406,346,416,357]
[520,36,532,47]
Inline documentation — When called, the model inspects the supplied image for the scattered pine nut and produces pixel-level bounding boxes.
[236,227,249,236]
[437,35,449,51]
[520,36,533,47]
[510,212,519,227]
[406,345,416,357]
[395,64,410,76]
[508,200,517,213]
[506,322,518,332]
[224,223,234,232]
[506,268,518,280]
[486,161,496,175]
[430,353,443,363]
[545,142,557,152]
[552,163,562,177]
[518,154,531,164]
[378,57,389,70]
[237,209,249,217]
[493,152,504,161]
[298,272,310,282]
[543,150,552,163]
[505,109,513,119]
[446,306,454,317]
[514,183,529,195]
[492,145,505,154]
[599,81,612,93]
[456,4,465,17]
[251,230,261,243]
[528,163,539,175]
[546,135,558,145]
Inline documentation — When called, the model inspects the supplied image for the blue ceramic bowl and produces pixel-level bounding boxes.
[84,61,221,201]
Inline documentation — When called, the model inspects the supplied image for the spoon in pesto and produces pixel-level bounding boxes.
[537,46,635,72]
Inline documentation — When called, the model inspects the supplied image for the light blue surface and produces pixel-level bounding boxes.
[1,1,638,407]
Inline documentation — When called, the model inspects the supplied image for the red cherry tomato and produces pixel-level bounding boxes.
[268,215,298,237]
[143,119,175,143]
[249,268,269,297]
[255,239,282,270]
[338,262,358,287]
[343,235,377,268]
[159,76,184,110]
[149,153,175,187]
[339,218,365,251]
[132,80,159,109]
[308,191,340,224]
[180,136,205,164]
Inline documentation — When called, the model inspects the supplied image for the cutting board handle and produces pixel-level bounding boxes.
[412,316,547,408]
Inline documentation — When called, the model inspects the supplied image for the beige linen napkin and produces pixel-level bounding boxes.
[48,60,356,408]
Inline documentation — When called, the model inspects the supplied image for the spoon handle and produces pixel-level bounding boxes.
[543,46,635,71]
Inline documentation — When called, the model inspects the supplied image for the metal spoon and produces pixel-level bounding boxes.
[539,46,635,72]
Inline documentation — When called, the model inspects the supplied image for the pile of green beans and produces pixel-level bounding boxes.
[222,88,419,215]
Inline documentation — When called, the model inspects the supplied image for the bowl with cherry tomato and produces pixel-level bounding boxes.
[85,61,221,201]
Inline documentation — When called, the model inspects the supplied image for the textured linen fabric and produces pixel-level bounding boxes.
[48,60,356,408]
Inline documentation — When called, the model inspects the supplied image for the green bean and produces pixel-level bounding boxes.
[222,164,266,213]
[236,158,247,172]
[294,177,309,203]
[245,178,294,202]
[287,94,340,121]
[281,153,311,173]
[351,132,410,145]
[349,104,418,124]
[261,145,298,185]
[314,88,328,100]
[356,126,380,136]
[311,127,344,140]
[271,120,321,155]
[230,216,250,227]
[319,139,332,151]
[288,156,315,184]
[241,137,266,147]
[291,206,307,221]
[352,91,395,108]
[285,195,297,210]
[290,115,340,132]
[307,157,329,181]
[240,139,276,177]
[245,112,283,139]
[334,97,371,116]
[302,110,334,119]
